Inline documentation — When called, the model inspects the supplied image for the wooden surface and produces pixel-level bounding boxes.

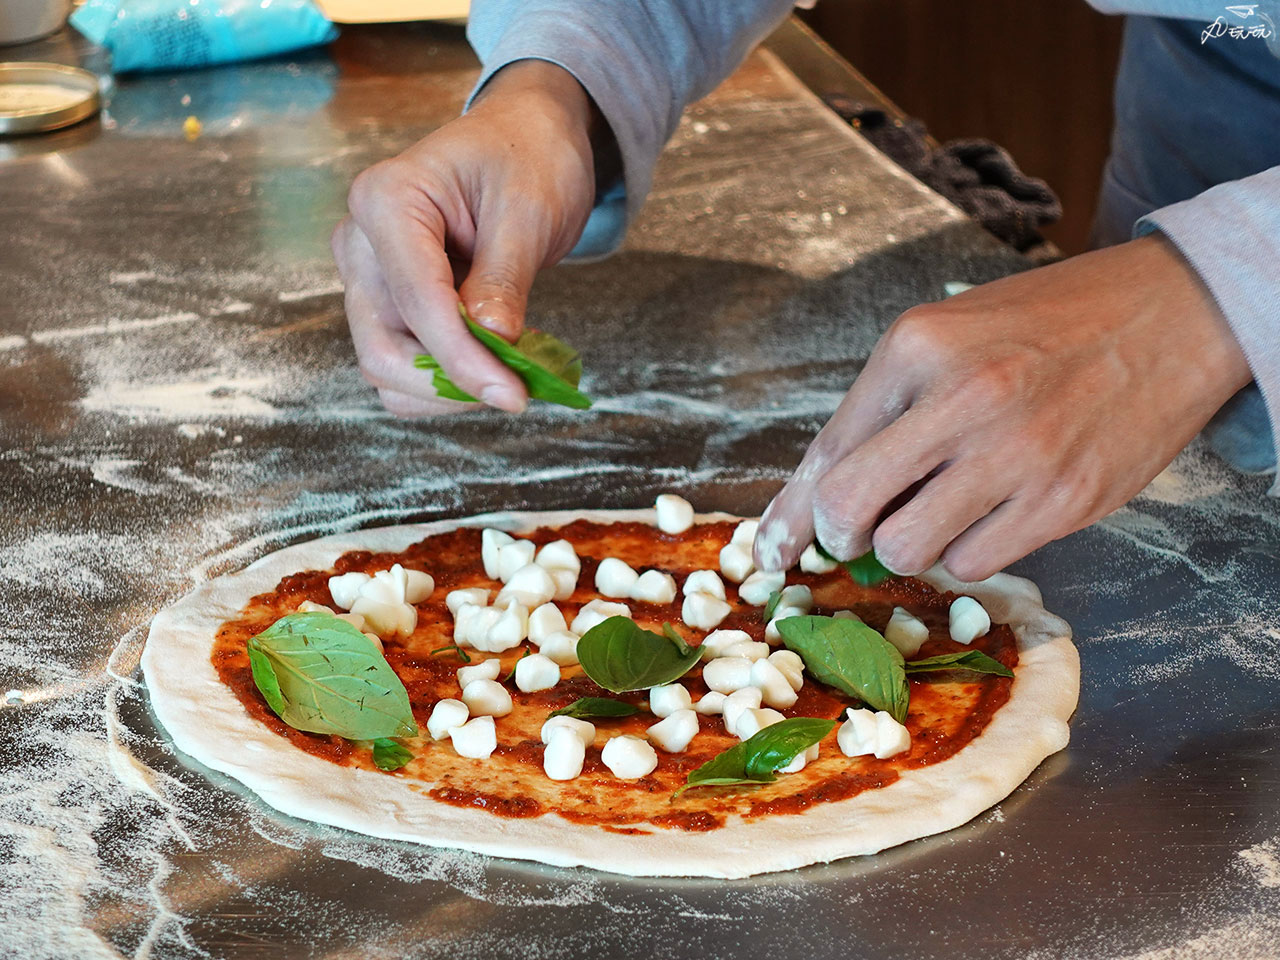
[801,1,1125,254]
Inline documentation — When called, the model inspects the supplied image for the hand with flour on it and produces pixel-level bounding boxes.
[332,60,601,417]
[753,233,1253,582]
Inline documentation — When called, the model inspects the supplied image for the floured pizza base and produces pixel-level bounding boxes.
[143,509,1079,878]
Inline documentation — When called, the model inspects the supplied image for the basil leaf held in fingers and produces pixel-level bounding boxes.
[576,616,702,693]
[247,611,418,739]
[371,738,414,772]
[905,650,1013,678]
[675,717,835,797]
[775,615,910,723]
[549,697,640,720]
[814,541,894,587]
[413,305,592,409]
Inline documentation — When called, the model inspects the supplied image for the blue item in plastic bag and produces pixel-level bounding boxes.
[71,0,338,74]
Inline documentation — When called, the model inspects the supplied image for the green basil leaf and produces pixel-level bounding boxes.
[513,329,583,387]
[905,650,1013,677]
[776,615,910,723]
[814,541,894,586]
[247,612,418,739]
[577,616,702,693]
[413,306,592,410]
[549,697,640,719]
[675,717,835,797]
[429,644,472,663]
[371,737,414,771]
[763,590,783,623]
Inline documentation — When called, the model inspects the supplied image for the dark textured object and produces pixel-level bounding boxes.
[824,92,1062,251]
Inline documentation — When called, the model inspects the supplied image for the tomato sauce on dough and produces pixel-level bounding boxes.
[211,520,1016,832]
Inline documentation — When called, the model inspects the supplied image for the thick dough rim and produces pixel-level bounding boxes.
[142,509,1079,879]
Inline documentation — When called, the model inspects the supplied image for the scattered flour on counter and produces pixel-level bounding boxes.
[81,371,280,419]
[1238,839,1280,888]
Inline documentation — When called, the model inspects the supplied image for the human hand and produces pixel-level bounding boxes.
[754,234,1251,581]
[333,60,600,416]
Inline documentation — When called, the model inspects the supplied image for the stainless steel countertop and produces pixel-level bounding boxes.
[3,22,1280,960]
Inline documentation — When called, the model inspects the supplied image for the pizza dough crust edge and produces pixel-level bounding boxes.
[142,509,1080,879]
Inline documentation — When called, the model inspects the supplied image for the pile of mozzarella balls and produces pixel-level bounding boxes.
[308,495,996,785]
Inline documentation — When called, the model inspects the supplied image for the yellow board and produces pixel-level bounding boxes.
[314,0,469,23]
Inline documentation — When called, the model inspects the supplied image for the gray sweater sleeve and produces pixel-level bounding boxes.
[466,0,795,256]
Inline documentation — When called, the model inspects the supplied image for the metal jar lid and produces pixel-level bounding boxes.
[0,62,100,136]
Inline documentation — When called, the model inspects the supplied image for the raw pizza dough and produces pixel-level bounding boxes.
[143,509,1079,878]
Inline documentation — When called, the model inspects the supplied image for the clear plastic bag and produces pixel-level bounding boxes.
[70,0,338,74]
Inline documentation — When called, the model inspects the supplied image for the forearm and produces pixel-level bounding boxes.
[466,0,795,255]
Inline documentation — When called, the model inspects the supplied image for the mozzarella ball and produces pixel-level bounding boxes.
[527,602,568,644]
[837,708,911,759]
[461,678,513,717]
[350,597,417,638]
[480,528,515,580]
[832,609,862,621]
[549,568,578,601]
[768,650,805,691]
[495,540,536,583]
[780,743,820,774]
[799,543,839,574]
[700,629,753,660]
[885,606,930,657]
[950,596,991,645]
[426,698,469,740]
[360,566,407,606]
[595,557,640,598]
[750,657,798,709]
[721,687,764,736]
[722,639,770,662]
[654,494,695,534]
[514,653,561,693]
[703,656,754,694]
[649,683,693,718]
[495,563,557,608]
[735,707,786,741]
[778,584,814,611]
[694,691,728,715]
[327,572,371,611]
[446,587,490,617]
[631,569,678,604]
[682,591,731,631]
[764,605,808,644]
[738,570,785,606]
[601,735,658,779]
[402,568,435,603]
[683,570,726,600]
[540,715,596,748]
[297,600,333,614]
[456,657,501,688]
[647,709,699,753]
[731,519,759,545]
[449,716,497,759]
[718,542,754,584]
[474,600,527,652]
[535,540,582,597]
[538,631,580,666]
[454,603,499,648]
[535,538,580,572]
[543,727,587,780]
[570,599,630,635]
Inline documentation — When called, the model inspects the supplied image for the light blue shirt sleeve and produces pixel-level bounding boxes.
[465,0,795,257]
[1134,168,1280,489]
